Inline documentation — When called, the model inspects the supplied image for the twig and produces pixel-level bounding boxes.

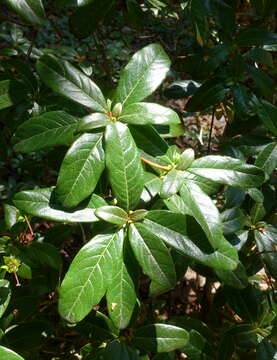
[141,157,171,171]
[207,106,215,154]
[24,215,34,235]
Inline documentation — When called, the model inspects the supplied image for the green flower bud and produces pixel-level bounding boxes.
[176,148,195,170]
[112,103,123,117]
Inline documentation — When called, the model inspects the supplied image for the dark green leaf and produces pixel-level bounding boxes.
[255,100,277,135]
[106,241,138,329]
[115,44,171,106]
[218,335,235,360]
[188,156,264,189]
[105,122,144,210]
[14,111,79,153]
[225,324,258,348]
[255,225,277,280]
[186,79,230,112]
[0,79,28,110]
[133,324,189,353]
[164,80,201,99]
[3,204,20,230]
[129,124,168,156]
[36,55,107,111]
[181,329,213,360]
[237,27,277,46]
[257,339,277,360]
[221,207,245,234]
[13,187,104,223]
[55,133,105,208]
[255,142,277,178]
[95,342,140,360]
[244,48,273,67]
[95,206,128,225]
[143,211,238,270]
[181,171,220,195]
[214,262,248,289]
[0,280,11,319]
[59,230,123,323]
[119,103,180,126]
[6,0,45,26]
[25,242,62,270]
[129,223,176,294]
[69,1,115,38]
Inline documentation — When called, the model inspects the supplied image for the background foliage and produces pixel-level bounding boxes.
[0,0,276,359]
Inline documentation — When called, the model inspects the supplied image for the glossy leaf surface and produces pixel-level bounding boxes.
[115,44,170,106]
[37,55,107,111]
[0,346,24,360]
[133,324,189,353]
[59,231,123,323]
[13,187,104,223]
[105,122,144,210]
[95,206,128,225]
[14,111,79,153]
[55,133,105,208]
[188,156,264,189]
[6,0,45,26]
[119,103,180,125]
[129,223,176,294]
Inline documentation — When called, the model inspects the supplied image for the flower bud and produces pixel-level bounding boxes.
[112,103,123,117]
[176,148,195,170]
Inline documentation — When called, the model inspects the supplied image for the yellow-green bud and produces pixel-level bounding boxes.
[112,103,123,117]
[176,148,195,170]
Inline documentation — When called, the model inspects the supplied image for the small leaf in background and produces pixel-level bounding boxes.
[237,27,277,46]
[255,142,277,179]
[0,280,11,319]
[133,324,189,353]
[0,79,28,111]
[55,133,105,208]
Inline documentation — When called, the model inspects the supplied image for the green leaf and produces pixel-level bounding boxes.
[214,262,248,289]
[186,79,230,112]
[255,225,277,280]
[0,346,24,360]
[255,100,277,135]
[133,324,189,353]
[77,113,110,132]
[0,280,11,319]
[237,27,277,46]
[129,223,176,295]
[115,44,171,107]
[218,335,235,360]
[244,48,273,68]
[6,0,45,26]
[181,329,213,360]
[119,103,180,126]
[69,0,115,38]
[95,206,128,226]
[55,133,105,208]
[106,240,138,329]
[105,122,144,210]
[221,207,245,234]
[59,230,123,323]
[164,80,201,99]
[160,169,183,199]
[141,172,162,202]
[143,211,238,270]
[255,142,277,178]
[0,79,28,110]
[13,111,79,153]
[129,209,148,222]
[188,156,264,189]
[36,55,107,111]
[225,324,258,348]
[95,342,140,360]
[257,339,277,360]
[13,187,104,223]
[3,204,20,230]
[181,171,219,195]
[25,242,62,270]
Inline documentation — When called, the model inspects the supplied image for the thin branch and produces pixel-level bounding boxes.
[24,215,34,236]
[207,106,215,154]
[141,157,171,171]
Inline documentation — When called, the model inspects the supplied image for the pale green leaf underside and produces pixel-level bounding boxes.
[56,133,105,208]
[14,111,79,153]
[59,231,123,323]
